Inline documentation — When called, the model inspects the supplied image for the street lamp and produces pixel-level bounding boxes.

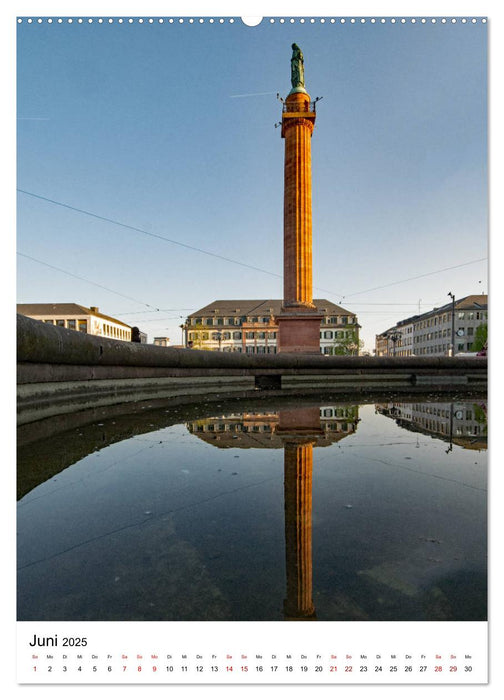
[179,323,187,347]
[447,292,455,357]
[386,329,402,357]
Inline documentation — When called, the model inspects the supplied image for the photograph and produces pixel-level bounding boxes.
[15,10,488,684]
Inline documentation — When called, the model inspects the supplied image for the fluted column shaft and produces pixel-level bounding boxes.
[283,441,316,619]
[282,93,316,309]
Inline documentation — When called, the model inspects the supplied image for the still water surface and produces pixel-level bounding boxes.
[17,397,487,621]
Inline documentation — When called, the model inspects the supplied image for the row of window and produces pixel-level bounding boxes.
[414,327,476,343]
[415,342,472,354]
[192,421,352,433]
[190,345,278,354]
[101,323,130,339]
[414,310,486,330]
[189,331,277,341]
[320,330,354,339]
[43,317,130,339]
[189,315,356,327]
[45,318,88,332]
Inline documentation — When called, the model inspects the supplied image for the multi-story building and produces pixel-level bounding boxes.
[186,405,360,449]
[17,303,132,341]
[375,295,487,357]
[376,401,487,450]
[185,299,360,355]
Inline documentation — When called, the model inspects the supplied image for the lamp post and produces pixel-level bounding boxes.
[448,292,455,357]
[387,330,402,357]
[179,323,187,347]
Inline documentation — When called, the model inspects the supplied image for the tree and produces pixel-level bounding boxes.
[472,323,487,352]
[329,328,364,356]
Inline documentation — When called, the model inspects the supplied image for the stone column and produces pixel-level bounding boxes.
[282,92,316,309]
[277,66,322,353]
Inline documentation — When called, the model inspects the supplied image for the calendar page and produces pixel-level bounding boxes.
[13,1,493,695]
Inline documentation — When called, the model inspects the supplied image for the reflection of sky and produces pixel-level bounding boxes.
[17,404,486,621]
[16,18,487,351]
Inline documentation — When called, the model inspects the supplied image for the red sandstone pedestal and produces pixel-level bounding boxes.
[276,310,323,354]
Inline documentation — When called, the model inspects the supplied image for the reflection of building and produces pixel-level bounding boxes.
[375,295,488,357]
[17,303,132,341]
[187,404,360,622]
[187,405,359,449]
[376,401,487,450]
[185,299,359,355]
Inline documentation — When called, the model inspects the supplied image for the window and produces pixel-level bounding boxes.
[44,319,54,324]
[458,312,465,320]
[56,319,65,327]
[217,318,223,325]
[324,330,333,339]
[246,332,254,339]
[233,331,241,340]
[205,319,213,326]
[467,327,474,336]
[78,320,87,333]
[67,319,76,330]
[342,316,348,324]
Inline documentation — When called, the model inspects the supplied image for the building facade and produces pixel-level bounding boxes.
[376,401,487,450]
[185,299,360,355]
[17,303,132,341]
[375,295,487,357]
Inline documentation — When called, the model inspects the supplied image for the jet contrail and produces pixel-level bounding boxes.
[230,91,278,98]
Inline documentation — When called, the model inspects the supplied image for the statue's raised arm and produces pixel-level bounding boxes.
[290,43,305,89]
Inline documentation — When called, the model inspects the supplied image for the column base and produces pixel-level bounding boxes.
[276,311,323,354]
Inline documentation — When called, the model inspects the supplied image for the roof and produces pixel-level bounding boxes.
[455,295,488,310]
[17,303,131,328]
[376,294,488,337]
[187,299,356,317]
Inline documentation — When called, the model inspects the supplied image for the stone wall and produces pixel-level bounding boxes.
[17,314,487,425]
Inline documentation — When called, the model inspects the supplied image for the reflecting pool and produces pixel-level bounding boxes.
[17,395,487,621]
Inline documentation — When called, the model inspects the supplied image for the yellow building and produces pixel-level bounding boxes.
[17,303,132,341]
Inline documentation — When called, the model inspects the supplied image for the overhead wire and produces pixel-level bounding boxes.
[18,188,487,310]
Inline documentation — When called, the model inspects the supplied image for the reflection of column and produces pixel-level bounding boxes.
[283,439,317,620]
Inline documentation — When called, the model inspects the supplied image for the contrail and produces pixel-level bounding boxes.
[230,91,278,98]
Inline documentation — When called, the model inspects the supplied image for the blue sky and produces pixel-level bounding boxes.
[16,13,487,350]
